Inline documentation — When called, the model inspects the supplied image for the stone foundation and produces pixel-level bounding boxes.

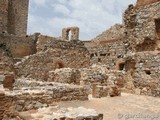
[13,79,88,111]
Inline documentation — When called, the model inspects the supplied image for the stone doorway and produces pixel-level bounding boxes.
[62,27,79,41]
[68,30,72,41]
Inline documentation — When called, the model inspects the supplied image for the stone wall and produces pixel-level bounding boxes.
[0,0,8,33]
[62,27,79,40]
[49,68,81,85]
[36,34,61,52]
[0,0,29,36]
[87,40,126,70]
[92,24,125,41]
[0,48,16,75]
[124,1,160,52]
[49,66,122,98]
[136,0,160,7]
[16,39,90,80]
[0,33,37,58]
[13,79,88,111]
[7,0,29,36]
[125,51,160,97]
[0,91,17,120]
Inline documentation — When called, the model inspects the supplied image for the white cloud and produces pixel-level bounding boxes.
[52,4,70,16]
[31,0,47,6]
[28,0,136,40]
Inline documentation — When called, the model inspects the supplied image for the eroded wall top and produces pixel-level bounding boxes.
[136,0,160,7]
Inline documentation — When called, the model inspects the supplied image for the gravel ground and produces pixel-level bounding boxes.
[58,93,160,120]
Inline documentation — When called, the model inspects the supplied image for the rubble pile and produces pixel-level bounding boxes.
[28,106,103,120]
[0,0,160,119]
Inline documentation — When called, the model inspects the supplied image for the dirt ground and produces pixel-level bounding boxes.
[58,93,160,120]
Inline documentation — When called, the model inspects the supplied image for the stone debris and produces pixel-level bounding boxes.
[29,106,103,120]
[0,0,160,119]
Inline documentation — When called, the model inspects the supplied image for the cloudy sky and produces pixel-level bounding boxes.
[28,0,136,40]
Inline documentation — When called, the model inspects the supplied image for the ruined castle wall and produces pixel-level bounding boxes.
[0,48,16,75]
[16,39,90,80]
[125,51,160,97]
[136,0,160,7]
[0,34,37,58]
[36,34,60,52]
[124,1,160,51]
[7,0,29,36]
[0,0,8,33]
[87,40,126,70]
[62,27,79,41]
[0,91,14,120]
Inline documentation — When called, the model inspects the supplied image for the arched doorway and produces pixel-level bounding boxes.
[116,59,125,71]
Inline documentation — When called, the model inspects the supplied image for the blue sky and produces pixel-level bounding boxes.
[28,0,136,40]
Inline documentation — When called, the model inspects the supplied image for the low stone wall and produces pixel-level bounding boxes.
[49,66,122,98]
[0,91,15,120]
[13,79,88,111]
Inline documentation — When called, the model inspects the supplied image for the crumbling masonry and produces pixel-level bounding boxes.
[0,0,160,119]
[62,27,79,40]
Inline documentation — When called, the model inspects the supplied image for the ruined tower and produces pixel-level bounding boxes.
[7,0,29,36]
[0,0,8,33]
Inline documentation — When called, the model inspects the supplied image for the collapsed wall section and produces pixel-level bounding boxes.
[16,39,90,80]
[124,1,160,51]
[136,0,160,7]
[125,51,160,97]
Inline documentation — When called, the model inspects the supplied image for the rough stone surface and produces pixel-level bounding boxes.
[62,27,79,41]
[125,51,160,97]
[0,0,29,36]
[92,24,125,41]
[16,40,90,81]
[136,0,160,7]
[1,0,160,119]
[123,1,160,51]
[86,40,126,69]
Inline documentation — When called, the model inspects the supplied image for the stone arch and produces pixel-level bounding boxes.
[53,60,65,69]
[62,27,79,41]
[115,59,125,70]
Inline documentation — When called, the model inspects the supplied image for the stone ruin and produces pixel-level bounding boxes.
[62,27,79,41]
[0,0,160,119]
